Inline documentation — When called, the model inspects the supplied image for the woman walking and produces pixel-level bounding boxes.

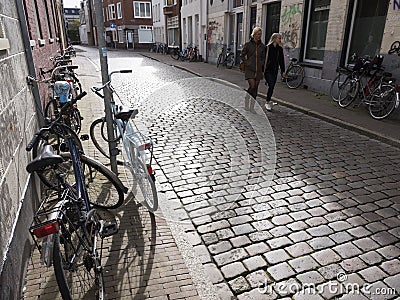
[264,33,286,111]
[240,27,266,113]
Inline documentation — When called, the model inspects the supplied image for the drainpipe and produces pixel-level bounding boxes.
[15,0,44,128]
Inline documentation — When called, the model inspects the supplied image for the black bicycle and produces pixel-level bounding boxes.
[26,92,126,299]
[217,47,235,69]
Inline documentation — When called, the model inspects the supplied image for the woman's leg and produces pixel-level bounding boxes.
[265,73,277,111]
[246,79,259,112]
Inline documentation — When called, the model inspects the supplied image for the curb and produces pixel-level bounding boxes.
[141,53,400,149]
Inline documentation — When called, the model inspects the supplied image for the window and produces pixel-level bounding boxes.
[134,2,151,18]
[43,0,53,38]
[304,0,331,62]
[346,0,389,62]
[118,29,125,42]
[32,0,43,40]
[117,2,122,19]
[108,4,116,20]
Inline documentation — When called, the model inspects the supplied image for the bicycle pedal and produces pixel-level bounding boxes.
[100,223,118,238]
[80,134,89,141]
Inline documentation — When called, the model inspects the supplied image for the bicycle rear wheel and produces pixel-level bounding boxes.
[90,118,121,159]
[285,65,304,89]
[44,100,82,133]
[338,79,358,108]
[170,50,180,60]
[368,84,397,120]
[53,214,105,299]
[226,54,235,69]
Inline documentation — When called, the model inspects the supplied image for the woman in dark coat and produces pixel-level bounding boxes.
[264,33,286,111]
[240,27,266,112]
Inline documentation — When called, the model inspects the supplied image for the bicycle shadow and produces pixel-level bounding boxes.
[101,187,157,300]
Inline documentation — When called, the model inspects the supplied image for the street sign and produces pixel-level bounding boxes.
[110,23,116,29]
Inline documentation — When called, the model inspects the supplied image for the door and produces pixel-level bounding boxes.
[265,2,281,43]
[236,12,243,64]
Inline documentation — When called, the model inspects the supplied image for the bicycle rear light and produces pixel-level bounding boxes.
[138,143,151,151]
[147,165,153,174]
[33,221,60,238]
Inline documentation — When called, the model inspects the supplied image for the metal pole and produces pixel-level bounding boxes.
[93,0,118,174]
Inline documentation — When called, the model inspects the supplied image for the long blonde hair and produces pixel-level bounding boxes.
[267,33,282,46]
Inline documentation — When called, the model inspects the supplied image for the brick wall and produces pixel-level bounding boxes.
[0,0,63,299]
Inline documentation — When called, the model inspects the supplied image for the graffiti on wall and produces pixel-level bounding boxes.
[207,20,223,53]
[281,4,302,49]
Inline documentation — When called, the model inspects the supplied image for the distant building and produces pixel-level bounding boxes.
[64,7,80,23]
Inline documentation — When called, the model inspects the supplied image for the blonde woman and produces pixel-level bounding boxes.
[264,33,286,111]
[240,27,266,112]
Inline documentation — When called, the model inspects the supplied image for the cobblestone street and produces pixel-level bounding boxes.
[23,47,400,300]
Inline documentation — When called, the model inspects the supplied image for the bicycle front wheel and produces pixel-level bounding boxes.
[285,65,304,89]
[330,72,350,102]
[368,84,397,120]
[338,80,358,108]
[90,118,121,158]
[170,50,179,60]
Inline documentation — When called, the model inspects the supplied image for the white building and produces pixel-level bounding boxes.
[152,0,166,43]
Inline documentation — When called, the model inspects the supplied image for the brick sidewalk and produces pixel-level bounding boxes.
[22,54,201,300]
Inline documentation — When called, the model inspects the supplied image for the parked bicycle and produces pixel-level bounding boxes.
[283,57,304,89]
[217,46,235,69]
[90,70,158,211]
[26,92,125,299]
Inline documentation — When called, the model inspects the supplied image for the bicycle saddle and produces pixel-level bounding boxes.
[115,107,139,121]
[26,145,64,173]
[290,58,298,62]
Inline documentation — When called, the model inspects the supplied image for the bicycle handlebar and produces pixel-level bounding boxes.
[26,91,87,151]
[91,70,132,95]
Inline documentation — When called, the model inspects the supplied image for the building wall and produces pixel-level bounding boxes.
[0,1,41,299]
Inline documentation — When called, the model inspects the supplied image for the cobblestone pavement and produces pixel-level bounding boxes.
[24,47,400,300]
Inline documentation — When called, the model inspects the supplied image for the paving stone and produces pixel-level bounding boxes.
[292,290,324,300]
[243,256,267,271]
[271,215,294,226]
[273,278,301,297]
[289,211,312,221]
[228,276,251,294]
[266,237,292,249]
[366,221,389,233]
[285,242,314,257]
[380,259,400,276]
[245,270,271,289]
[214,282,235,300]
[264,249,291,265]
[340,257,368,273]
[237,288,279,300]
[197,220,231,234]
[232,224,256,235]
[214,248,249,267]
[203,263,224,284]
[333,242,362,259]
[347,226,372,238]
[287,221,309,232]
[359,251,384,266]
[371,231,398,246]
[377,245,400,260]
[329,231,354,244]
[229,215,253,226]
[307,207,327,217]
[383,274,400,294]
[267,262,295,281]
[245,242,270,256]
[230,235,252,248]
[252,220,274,231]
[318,263,345,280]
[308,237,335,250]
[216,228,235,240]
[305,217,328,227]
[193,245,212,264]
[288,231,312,243]
[288,255,319,273]
[365,281,396,300]
[311,249,341,266]
[353,237,380,252]
[306,225,334,237]
[296,271,325,285]
[221,262,247,279]
[201,232,219,245]
[328,221,352,231]
[270,226,291,237]
[208,240,233,254]
[347,216,369,226]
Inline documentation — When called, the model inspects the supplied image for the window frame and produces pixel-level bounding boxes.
[117,2,122,19]
[303,0,331,64]
[108,4,116,20]
[133,1,152,18]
